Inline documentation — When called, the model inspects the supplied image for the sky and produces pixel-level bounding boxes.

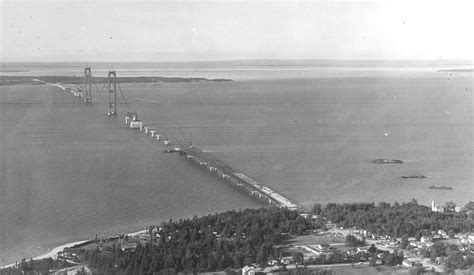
[1,0,473,62]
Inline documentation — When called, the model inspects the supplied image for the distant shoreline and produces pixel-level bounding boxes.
[1,59,472,66]
[0,75,232,86]
[438,68,474,72]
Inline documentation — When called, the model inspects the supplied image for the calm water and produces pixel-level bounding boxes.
[0,62,473,265]
[1,60,472,80]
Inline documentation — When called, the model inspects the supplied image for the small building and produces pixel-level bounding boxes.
[432,234,443,241]
[242,266,255,275]
[325,222,337,230]
[420,236,432,243]
[402,259,414,267]
[431,201,445,213]
[300,213,310,219]
[317,243,330,250]
[468,235,474,244]
[435,256,444,265]
[120,242,137,252]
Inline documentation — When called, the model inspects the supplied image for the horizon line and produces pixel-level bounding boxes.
[1,58,473,64]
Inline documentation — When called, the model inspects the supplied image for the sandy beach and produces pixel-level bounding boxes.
[1,228,151,270]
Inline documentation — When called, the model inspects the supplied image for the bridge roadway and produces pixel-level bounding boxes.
[174,142,300,210]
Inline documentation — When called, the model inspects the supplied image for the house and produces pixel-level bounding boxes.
[432,234,443,241]
[242,266,255,275]
[402,259,414,267]
[120,242,137,252]
[431,201,445,213]
[267,259,278,266]
[438,230,447,237]
[389,239,398,245]
[435,257,444,265]
[468,235,474,244]
[300,213,310,218]
[325,222,337,230]
[425,241,434,247]
[316,243,330,250]
[420,236,432,243]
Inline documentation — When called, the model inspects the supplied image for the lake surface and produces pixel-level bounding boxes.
[0,62,472,265]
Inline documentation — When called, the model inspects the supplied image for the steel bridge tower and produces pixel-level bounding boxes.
[107,70,117,116]
[83,66,92,103]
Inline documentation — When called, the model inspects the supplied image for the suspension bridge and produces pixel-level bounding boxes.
[35,66,300,211]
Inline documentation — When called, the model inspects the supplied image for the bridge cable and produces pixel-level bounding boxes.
[116,80,136,114]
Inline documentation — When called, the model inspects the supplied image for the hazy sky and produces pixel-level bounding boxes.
[1,0,473,62]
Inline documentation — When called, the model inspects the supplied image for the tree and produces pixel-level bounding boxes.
[312,203,322,215]
[398,250,404,261]
[414,231,422,241]
[368,244,377,254]
[255,245,267,265]
[445,251,463,271]
[164,255,175,269]
[224,267,239,275]
[409,266,424,275]
[400,235,409,249]
[383,252,401,266]
[430,242,446,262]
[292,252,304,264]
[369,256,377,266]
[462,255,474,269]
[346,235,365,247]
[207,255,218,271]
[77,266,87,275]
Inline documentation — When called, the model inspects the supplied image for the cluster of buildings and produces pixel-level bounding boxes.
[431,200,464,213]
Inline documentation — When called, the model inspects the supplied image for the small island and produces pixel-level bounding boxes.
[401,175,426,179]
[429,185,453,190]
[372,159,403,164]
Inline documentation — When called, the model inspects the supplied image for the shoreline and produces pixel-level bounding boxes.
[1,75,233,86]
[1,229,149,269]
[2,72,470,270]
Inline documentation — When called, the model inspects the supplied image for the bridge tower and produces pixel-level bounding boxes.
[107,70,117,116]
[83,66,92,103]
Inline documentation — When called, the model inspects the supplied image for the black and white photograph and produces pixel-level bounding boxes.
[1,0,473,274]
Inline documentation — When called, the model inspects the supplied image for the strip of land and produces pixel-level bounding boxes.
[0,75,232,86]
[438,69,474,72]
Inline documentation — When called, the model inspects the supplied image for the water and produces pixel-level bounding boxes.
[0,83,262,265]
[1,60,471,80]
[0,61,472,265]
